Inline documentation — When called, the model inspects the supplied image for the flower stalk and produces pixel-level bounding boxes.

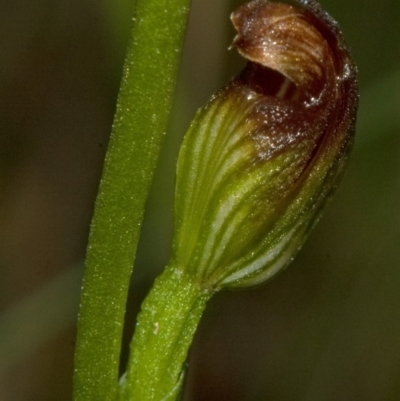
[120,265,211,401]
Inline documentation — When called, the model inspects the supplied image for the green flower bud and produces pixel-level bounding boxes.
[172,0,358,290]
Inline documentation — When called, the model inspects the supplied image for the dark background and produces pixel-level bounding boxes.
[1,0,399,400]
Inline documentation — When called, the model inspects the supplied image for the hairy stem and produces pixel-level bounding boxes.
[73,0,192,399]
[120,264,211,401]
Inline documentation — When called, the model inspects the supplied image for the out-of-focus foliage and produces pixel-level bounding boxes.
[0,0,399,400]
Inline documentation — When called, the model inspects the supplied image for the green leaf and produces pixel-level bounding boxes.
[73,0,192,399]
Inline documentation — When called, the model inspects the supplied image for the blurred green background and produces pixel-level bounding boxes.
[0,0,399,400]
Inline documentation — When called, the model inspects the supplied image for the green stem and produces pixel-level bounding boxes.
[120,264,211,401]
[73,0,192,399]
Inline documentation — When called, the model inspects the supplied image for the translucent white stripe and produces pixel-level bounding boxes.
[219,225,299,286]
